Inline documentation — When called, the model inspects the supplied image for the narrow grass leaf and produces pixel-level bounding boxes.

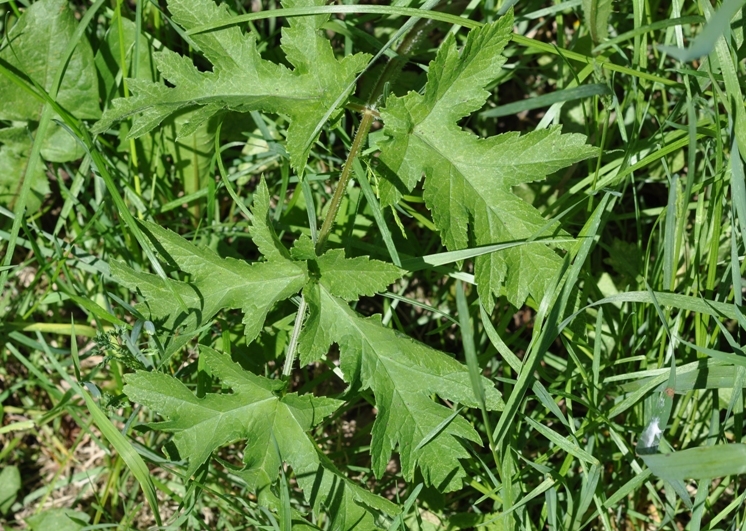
[659,0,745,61]
[188,5,483,35]
[623,363,746,394]
[34,346,162,525]
[301,177,318,243]
[675,338,746,369]
[713,16,746,155]
[731,208,743,306]
[730,137,746,246]
[593,16,704,52]
[532,381,569,427]
[215,122,253,221]
[275,437,292,531]
[387,483,423,531]
[642,444,746,480]
[413,407,465,453]
[522,0,583,20]
[725,366,745,425]
[487,477,556,521]
[512,34,681,87]
[663,177,678,290]
[493,193,612,446]
[401,238,575,271]
[708,487,746,528]
[456,281,486,411]
[480,305,522,373]
[0,421,34,435]
[592,307,603,404]
[381,292,458,325]
[573,464,601,530]
[636,321,675,455]
[480,84,610,118]
[603,469,652,508]
[524,417,600,466]
[353,158,401,267]
[689,477,711,531]
[69,319,81,381]
[546,485,557,531]
[560,291,746,330]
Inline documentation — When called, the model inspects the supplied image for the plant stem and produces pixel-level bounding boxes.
[315,109,375,255]
[282,294,307,378]
[314,0,461,255]
[366,13,440,107]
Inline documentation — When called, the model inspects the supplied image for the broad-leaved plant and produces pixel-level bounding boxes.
[89,0,596,527]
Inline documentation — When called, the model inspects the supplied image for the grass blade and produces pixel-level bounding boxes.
[480,84,610,118]
[658,0,745,61]
[642,444,746,481]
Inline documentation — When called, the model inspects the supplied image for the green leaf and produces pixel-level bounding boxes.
[378,12,597,310]
[93,14,155,102]
[299,282,504,491]
[658,0,744,62]
[251,178,291,261]
[0,0,99,210]
[582,0,613,43]
[0,0,100,122]
[0,465,20,515]
[97,16,217,212]
[26,509,88,531]
[0,127,48,210]
[161,108,218,199]
[124,346,397,529]
[641,444,746,481]
[111,220,307,354]
[290,234,317,261]
[315,249,403,301]
[92,0,370,172]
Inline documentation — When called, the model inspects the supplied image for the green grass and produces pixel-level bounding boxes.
[1,0,746,529]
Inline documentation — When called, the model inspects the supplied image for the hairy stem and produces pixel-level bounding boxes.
[315,109,375,255]
[366,0,468,107]
[314,0,464,254]
[366,13,440,107]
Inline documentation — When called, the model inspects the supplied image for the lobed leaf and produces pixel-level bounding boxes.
[250,178,292,261]
[91,0,370,172]
[315,249,403,301]
[0,128,48,210]
[124,346,398,530]
[378,11,597,310]
[0,466,20,515]
[111,195,307,353]
[299,282,504,491]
